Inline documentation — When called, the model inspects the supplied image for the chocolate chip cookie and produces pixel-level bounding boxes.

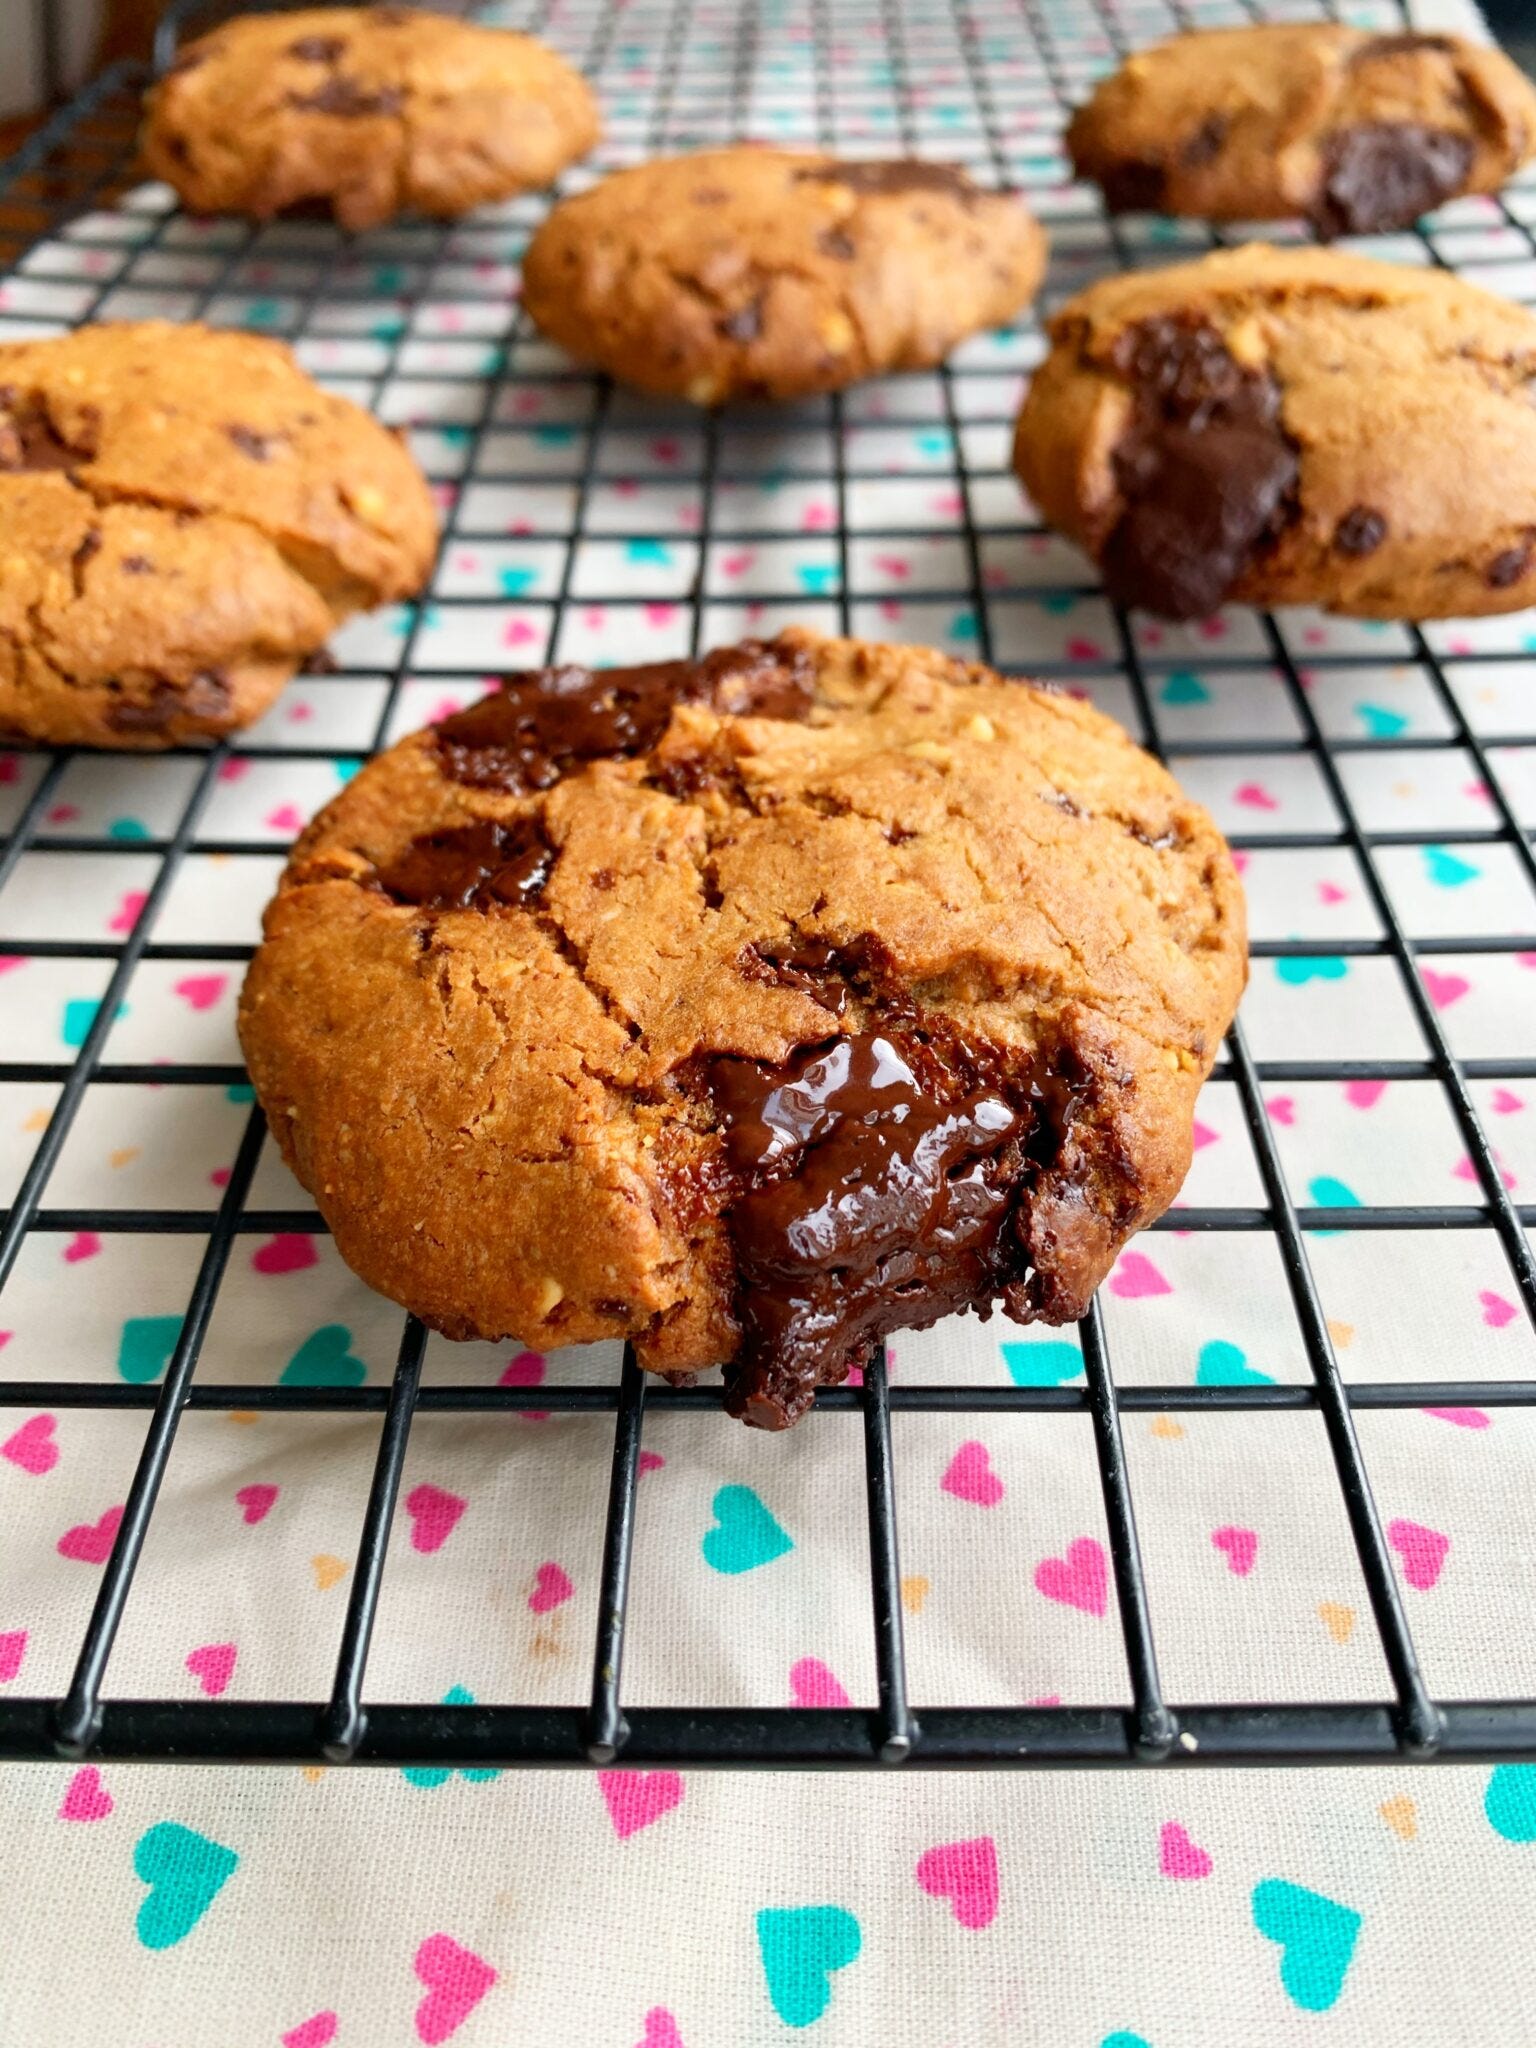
[0,322,436,746]
[1013,244,1536,622]
[239,630,1245,1428]
[520,148,1046,402]
[1067,25,1536,235]
[142,5,600,231]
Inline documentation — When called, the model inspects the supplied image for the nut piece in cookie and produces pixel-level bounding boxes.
[240,629,1245,1428]
[142,6,600,231]
[1013,244,1536,622]
[1067,25,1536,235]
[0,322,436,747]
[520,147,1046,402]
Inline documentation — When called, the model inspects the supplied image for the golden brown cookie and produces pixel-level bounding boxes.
[142,5,600,231]
[0,322,437,747]
[239,630,1245,1428]
[1067,25,1536,234]
[520,147,1046,402]
[1013,244,1536,622]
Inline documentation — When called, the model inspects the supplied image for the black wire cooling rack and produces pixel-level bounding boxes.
[0,0,1534,1771]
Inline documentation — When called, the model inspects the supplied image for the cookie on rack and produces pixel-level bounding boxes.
[240,628,1245,1429]
[519,147,1046,402]
[1013,244,1536,622]
[141,5,600,231]
[0,322,436,747]
[1067,24,1536,235]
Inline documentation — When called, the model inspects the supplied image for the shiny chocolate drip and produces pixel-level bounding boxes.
[706,1030,1039,1428]
[435,639,816,793]
[374,816,553,911]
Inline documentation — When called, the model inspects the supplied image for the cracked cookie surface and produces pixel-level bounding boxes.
[0,321,437,746]
[1013,244,1536,622]
[519,147,1046,402]
[1067,25,1536,233]
[142,5,599,231]
[239,629,1245,1427]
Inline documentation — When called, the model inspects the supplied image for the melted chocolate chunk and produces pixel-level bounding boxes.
[1101,317,1299,620]
[120,554,153,575]
[817,226,857,259]
[287,77,405,117]
[225,424,281,461]
[289,34,346,61]
[718,298,764,342]
[0,396,82,473]
[436,639,816,793]
[1488,541,1532,589]
[739,936,851,1016]
[1181,115,1227,170]
[1334,506,1387,557]
[106,670,231,733]
[1316,124,1473,236]
[707,1031,1033,1426]
[691,185,730,205]
[794,159,977,203]
[1355,32,1457,62]
[1099,158,1167,213]
[374,816,553,910]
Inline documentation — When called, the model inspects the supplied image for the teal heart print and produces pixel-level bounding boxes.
[1486,1765,1536,1842]
[1252,1879,1361,2012]
[702,1487,793,1575]
[281,1325,367,1387]
[117,1315,184,1385]
[134,1822,238,1950]
[757,1906,861,2027]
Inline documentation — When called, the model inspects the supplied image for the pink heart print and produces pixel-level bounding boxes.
[1233,782,1278,811]
[1422,1407,1490,1429]
[1265,1096,1296,1126]
[1481,1291,1518,1329]
[1109,1251,1172,1299]
[2,1412,58,1475]
[405,1483,466,1554]
[265,805,306,834]
[1491,1088,1525,1115]
[252,1232,318,1276]
[789,1658,852,1708]
[528,1561,574,1614]
[1388,1518,1449,1591]
[639,1451,666,1477]
[598,1769,685,1841]
[636,2010,685,2048]
[173,973,228,1011]
[1034,1537,1109,1617]
[1421,969,1470,1009]
[186,1642,237,1696]
[413,1933,497,2046]
[0,1630,26,1682]
[57,1504,123,1563]
[1159,1821,1213,1879]
[235,1483,278,1524]
[1344,1080,1387,1110]
[1211,1525,1258,1577]
[941,1439,1004,1506]
[281,2016,338,2048]
[58,1765,112,1823]
[62,1231,101,1264]
[915,1835,1000,1930]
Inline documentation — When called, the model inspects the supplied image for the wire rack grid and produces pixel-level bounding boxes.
[0,0,1534,1772]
